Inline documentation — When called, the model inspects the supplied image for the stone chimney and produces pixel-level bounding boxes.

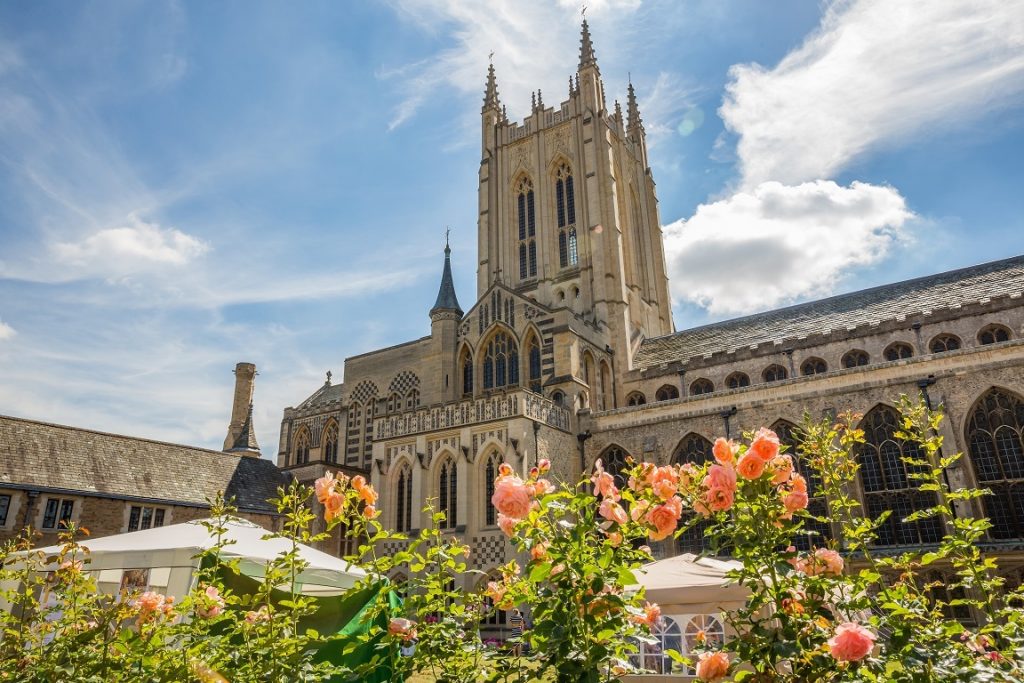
[224,362,257,451]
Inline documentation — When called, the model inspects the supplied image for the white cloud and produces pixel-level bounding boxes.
[384,0,640,129]
[0,320,15,340]
[52,215,209,277]
[637,71,702,147]
[664,180,914,315]
[720,0,1024,187]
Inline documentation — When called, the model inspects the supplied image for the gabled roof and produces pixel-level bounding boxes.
[0,415,288,514]
[635,255,1024,369]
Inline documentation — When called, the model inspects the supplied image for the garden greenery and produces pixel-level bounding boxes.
[1,396,1022,682]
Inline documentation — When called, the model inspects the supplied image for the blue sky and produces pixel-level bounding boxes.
[1,0,1022,454]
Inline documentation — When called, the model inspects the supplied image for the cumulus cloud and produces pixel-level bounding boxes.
[721,0,1024,187]
[664,180,914,315]
[663,0,1024,316]
[52,215,209,277]
[384,0,640,129]
[0,319,15,340]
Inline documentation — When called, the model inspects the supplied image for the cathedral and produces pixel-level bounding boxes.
[278,19,1024,620]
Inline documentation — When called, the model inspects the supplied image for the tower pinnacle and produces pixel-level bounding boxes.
[579,18,597,71]
[482,62,500,112]
[627,81,644,133]
[431,236,462,317]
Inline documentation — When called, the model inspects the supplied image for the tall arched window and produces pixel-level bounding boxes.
[842,350,870,368]
[726,372,750,389]
[484,451,503,527]
[516,177,537,280]
[884,342,914,361]
[598,445,629,488]
[482,331,519,390]
[655,384,679,402]
[690,378,714,396]
[965,388,1024,539]
[395,462,413,533]
[978,324,1011,345]
[673,434,714,555]
[773,420,832,551]
[460,347,474,397]
[293,428,310,465]
[763,364,788,383]
[322,422,338,464]
[438,457,458,530]
[856,405,944,546]
[556,163,578,268]
[526,333,542,393]
[929,333,961,354]
[600,360,612,410]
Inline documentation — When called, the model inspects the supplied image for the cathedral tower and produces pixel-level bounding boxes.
[476,20,673,371]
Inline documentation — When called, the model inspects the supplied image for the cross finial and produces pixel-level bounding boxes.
[445,226,451,247]
[488,50,494,64]
[325,370,332,385]
[582,4,587,17]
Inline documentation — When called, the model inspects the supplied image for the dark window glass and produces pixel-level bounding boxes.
[0,494,9,526]
[128,505,141,531]
[843,350,870,368]
[655,385,679,401]
[556,179,566,227]
[773,421,832,551]
[690,378,713,396]
[527,190,536,237]
[141,506,153,530]
[154,509,165,527]
[528,240,537,276]
[559,231,567,267]
[626,392,646,406]
[529,340,542,393]
[567,228,578,266]
[672,435,714,554]
[929,334,961,354]
[726,373,750,389]
[763,365,788,382]
[566,175,575,224]
[979,326,1011,345]
[857,405,943,546]
[599,447,630,489]
[800,358,827,376]
[485,454,502,526]
[966,388,1024,539]
[483,332,519,390]
[518,192,526,240]
[438,459,458,530]
[42,499,59,529]
[519,243,528,280]
[884,342,914,361]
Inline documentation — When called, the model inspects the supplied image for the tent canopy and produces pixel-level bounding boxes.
[20,517,365,596]
[636,554,746,614]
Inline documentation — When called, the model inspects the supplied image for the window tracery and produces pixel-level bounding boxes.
[673,434,714,555]
[689,378,714,396]
[726,372,750,389]
[482,331,519,390]
[526,333,542,393]
[626,391,646,407]
[763,364,788,383]
[555,163,578,268]
[293,427,310,465]
[966,388,1024,539]
[655,384,679,402]
[395,462,413,533]
[842,350,870,368]
[516,177,537,280]
[800,357,827,376]
[978,325,1011,345]
[773,420,832,551]
[884,342,914,361]
[929,333,961,354]
[438,457,458,530]
[322,422,338,464]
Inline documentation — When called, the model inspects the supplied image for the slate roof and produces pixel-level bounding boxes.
[296,382,344,410]
[635,255,1024,369]
[431,242,463,315]
[0,415,289,513]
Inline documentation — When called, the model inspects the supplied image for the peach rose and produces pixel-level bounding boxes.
[530,541,549,561]
[749,427,780,461]
[695,651,730,682]
[828,622,875,662]
[351,474,367,491]
[705,486,734,513]
[607,531,623,546]
[533,478,555,496]
[630,499,651,523]
[769,454,794,485]
[592,464,619,500]
[736,453,766,479]
[314,472,337,505]
[790,473,808,493]
[195,585,225,619]
[362,504,377,519]
[783,489,809,514]
[324,491,345,522]
[599,498,628,525]
[713,438,738,465]
[492,475,534,520]
[646,496,683,541]
[245,606,271,624]
[498,462,513,477]
[649,465,679,500]
[358,484,378,507]
[497,513,517,537]
[538,458,551,474]
[630,601,661,628]
[705,463,737,492]
[388,617,417,642]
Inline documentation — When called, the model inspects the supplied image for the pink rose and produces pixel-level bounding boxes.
[705,463,737,492]
[769,454,794,485]
[630,499,651,523]
[828,622,875,662]
[538,458,551,474]
[592,472,619,500]
[498,462,513,477]
[695,651,730,682]
[646,496,683,541]
[599,498,628,525]
[497,513,517,536]
[388,617,417,642]
[324,491,345,522]
[530,541,549,561]
[196,585,225,619]
[492,475,533,520]
[245,606,271,624]
[736,453,766,479]
[790,473,807,493]
[810,548,844,576]
[362,504,377,519]
[607,531,623,546]
[631,601,661,628]
[749,427,780,461]
[712,438,738,465]
[533,478,555,496]
[705,486,734,513]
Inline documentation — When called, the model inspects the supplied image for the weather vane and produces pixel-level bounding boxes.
[445,226,451,247]
[582,4,587,17]
[489,50,494,64]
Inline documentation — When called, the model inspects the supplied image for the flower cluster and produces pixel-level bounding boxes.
[314,471,379,522]
[194,585,225,619]
[491,458,554,535]
[132,590,175,622]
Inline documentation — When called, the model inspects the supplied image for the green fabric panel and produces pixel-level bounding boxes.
[209,562,401,682]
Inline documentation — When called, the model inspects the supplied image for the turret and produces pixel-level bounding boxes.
[430,235,463,401]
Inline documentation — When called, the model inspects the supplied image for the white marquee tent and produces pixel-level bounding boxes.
[637,553,746,614]
[1,517,364,605]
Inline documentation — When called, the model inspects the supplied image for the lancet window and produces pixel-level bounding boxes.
[516,177,537,279]
[395,462,413,533]
[965,388,1024,539]
[482,331,519,390]
[556,163,578,268]
[438,457,458,530]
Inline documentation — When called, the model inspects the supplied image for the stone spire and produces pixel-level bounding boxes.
[482,61,500,112]
[227,402,260,456]
[579,18,598,72]
[430,233,463,317]
[626,80,644,134]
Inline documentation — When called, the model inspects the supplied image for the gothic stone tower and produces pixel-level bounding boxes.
[477,19,674,378]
